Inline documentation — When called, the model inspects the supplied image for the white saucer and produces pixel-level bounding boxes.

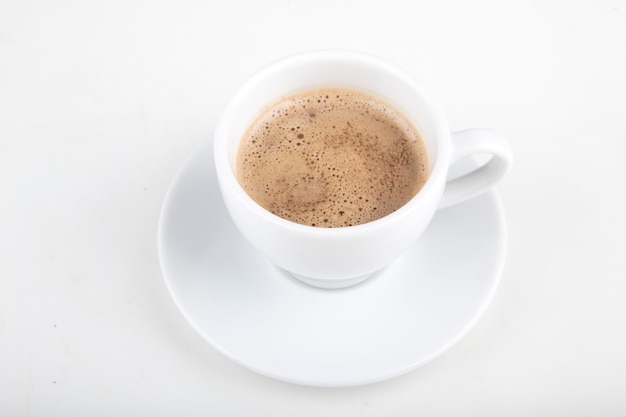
[158,142,507,387]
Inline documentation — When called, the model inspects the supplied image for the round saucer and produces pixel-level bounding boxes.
[158,143,507,387]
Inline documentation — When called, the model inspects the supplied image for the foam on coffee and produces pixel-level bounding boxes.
[236,88,428,227]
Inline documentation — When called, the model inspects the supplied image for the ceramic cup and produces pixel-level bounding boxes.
[214,50,512,289]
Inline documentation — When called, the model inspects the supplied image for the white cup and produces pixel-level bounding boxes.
[214,50,512,289]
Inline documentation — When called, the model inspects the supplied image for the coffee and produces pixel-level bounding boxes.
[236,88,429,227]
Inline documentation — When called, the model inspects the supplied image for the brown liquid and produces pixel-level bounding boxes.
[236,88,428,227]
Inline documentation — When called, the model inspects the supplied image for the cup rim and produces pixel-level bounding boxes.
[214,49,451,236]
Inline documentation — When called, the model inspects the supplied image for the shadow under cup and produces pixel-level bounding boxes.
[214,51,451,289]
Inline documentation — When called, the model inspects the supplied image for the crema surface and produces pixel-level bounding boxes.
[236,88,428,227]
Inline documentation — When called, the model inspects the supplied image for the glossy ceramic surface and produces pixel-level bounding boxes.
[158,143,507,387]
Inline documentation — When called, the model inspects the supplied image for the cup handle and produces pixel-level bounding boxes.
[438,128,513,209]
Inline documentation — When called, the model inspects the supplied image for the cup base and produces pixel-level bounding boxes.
[288,271,374,290]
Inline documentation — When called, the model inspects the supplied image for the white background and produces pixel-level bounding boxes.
[1,0,625,415]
